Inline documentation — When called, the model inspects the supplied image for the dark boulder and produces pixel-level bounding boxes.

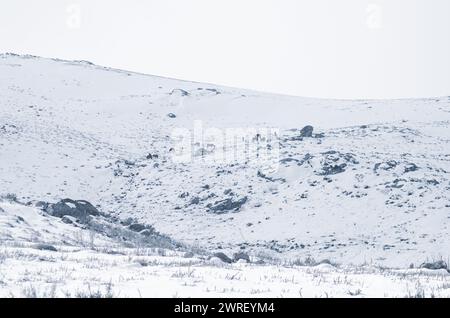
[190,197,201,205]
[129,223,147,232]
[61,215,76,224]
[179,192,189,198]
[420,260,448,271]
[233,252,250,263]
[404,163,419,173]
[320,163,347,176]
[35,243,57,252]
[207,197,248,214]
[139,229,154,237]
[300,125,314,137]
[170,89,189,96]
[314,132,325,138]
[47,199,100,223]
[374,160,398,173]
[213,252,233,264]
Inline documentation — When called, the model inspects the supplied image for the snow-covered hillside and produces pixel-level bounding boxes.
[1,201,450,298]
[1,53,449,269]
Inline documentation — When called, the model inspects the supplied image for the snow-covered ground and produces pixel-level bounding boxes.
[1,201,449,298]
[1,53,450,297]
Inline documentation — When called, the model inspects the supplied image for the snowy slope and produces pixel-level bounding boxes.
[1,53,450,268]
[1,202,450,298]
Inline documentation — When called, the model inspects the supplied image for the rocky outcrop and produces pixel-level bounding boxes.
[213,252,233,264]
[207,197,248,214]
[300,125,314,137]
[233,252,250,263]
[45,199,100,223]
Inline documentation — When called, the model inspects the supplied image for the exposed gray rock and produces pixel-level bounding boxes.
[129,223,147,232]
[120,217,134,226]
[233,252,250,263]
[320,163,347,176]
[207,197,248,214]
[61,215,76,224]
[374,160,398,173]
[427,179,439,186]
[313,132,325,138]
[317,151,358,176]
[300,125,314,137]
[404,163,419,173]
[257,170,286,182]
[179,192,189,198]
[170,88,189,96]
[420,260,448,271]
[205,88,220,94]
[35,243,57,252]
[190,197,200,205]
[46,199,100,223]
[139,229,154,237]
[0,123,20,134]
[213,252,233,264]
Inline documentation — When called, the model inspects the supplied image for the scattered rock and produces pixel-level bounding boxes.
[190,197,201,205]
[374,160,398,173]
[61,215,77,224]
[404,163,419,173]
[120,217,134,226]
[320,163,347,176]
[129,223,147,232]
[46,199,100,223]
[35,244,57,252]
[420,260,448,271]
[170,89,189,96]
[317,151,359,176]
[257,170,285,183]
[179,192,190,198]
[300,125,314,137]
[213,252,233,264]
[0,123,20,134]
[207,197,248,214]
[314,132,325,138]
[139,229,154,237]
[205,88,220,94]
[167,113,177,118]
[233,252,250,263]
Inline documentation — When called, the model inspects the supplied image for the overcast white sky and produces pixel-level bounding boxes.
[1,0,449,99]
